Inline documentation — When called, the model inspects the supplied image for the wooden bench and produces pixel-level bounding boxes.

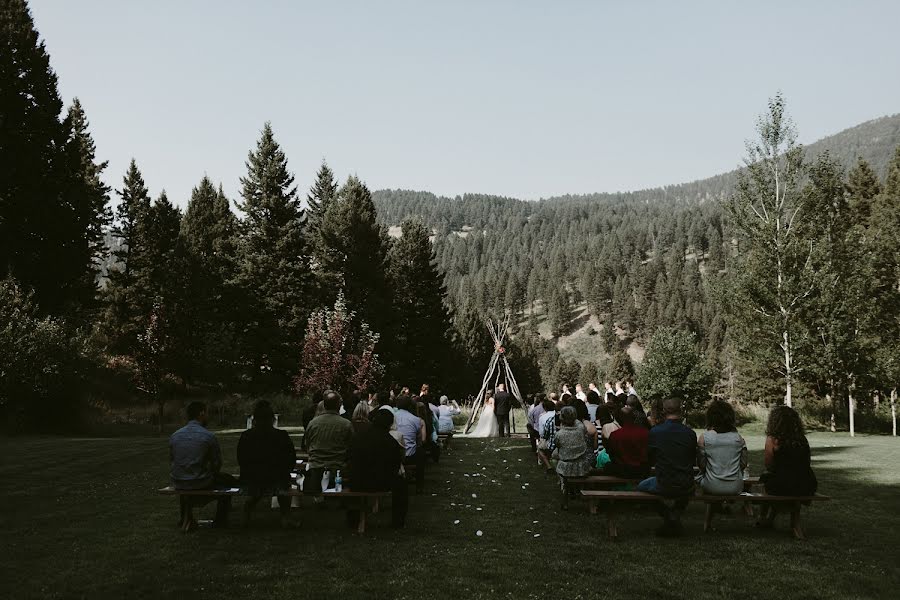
[158,486,390,533]
[580,489,830,539]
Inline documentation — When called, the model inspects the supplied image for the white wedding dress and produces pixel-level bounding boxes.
[468,398,500,438]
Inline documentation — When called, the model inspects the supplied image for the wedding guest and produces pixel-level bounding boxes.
[757,405,818,529]
[237,400,296,527]
[554,406,591,509]
[626,394,650,429]
[170,401,237,530]
[304,390,353,495]
[537,398,557,472]
[596,403,620,447]
[527,395,546,454]
[605,406,649,478]
[348,408,408,529]
[351,401,372,435]
[585,390,601,421]
[638,398,697,537]
[574,398,598,453]
[395,395,426,493]
[696,400,748,495]
[437,396,461,434]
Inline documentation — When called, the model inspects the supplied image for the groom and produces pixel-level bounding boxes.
[493,383,512,437]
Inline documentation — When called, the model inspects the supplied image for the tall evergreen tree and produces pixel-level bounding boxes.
[0,2,109,315]
[59,98,112,315]
[236,122,312,385]
[103,160,153,352]
[845,157,881,226]
[725,94,813,407]
[387,218,453,388]
[180,177,240,383]
[315,175,392,341]
[306,160,338,233]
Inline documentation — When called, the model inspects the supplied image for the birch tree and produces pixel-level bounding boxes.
[726,94,815,407]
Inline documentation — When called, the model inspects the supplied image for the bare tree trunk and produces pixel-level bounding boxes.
[848,381,855,438]
[783,329,793,407]
[827,391,835,433]
[890,389,897,437]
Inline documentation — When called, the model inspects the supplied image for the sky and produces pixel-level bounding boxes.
[31,0,900,208]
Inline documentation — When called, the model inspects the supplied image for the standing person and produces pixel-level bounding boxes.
[304,391,354,497]
[696,400,748,495]
[526,394,546,454]
[625,379,638,397]
[394,395,426,493]
[237,400,296,527]
[575,384,587,403]
[347,409,408,529]
[437,396,461,434]
[604,381,614,399]
[757,405,818,530]
[615,381,625,396]
[170,401,237,530]
[638,398,697,537]
[493,383,512,437]
[537,397,558,472]
[351,401,372,435]
[585,390,601,422]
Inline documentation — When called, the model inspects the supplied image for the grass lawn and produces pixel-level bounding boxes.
[1,430,898,599]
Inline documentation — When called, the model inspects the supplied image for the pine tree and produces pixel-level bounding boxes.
[236,122,312,384]
[0,2,109,315]
[59,98,112,315]
[180,177,240,383]
[452,304,494,394]
[846,156,881,226]
[725,94,814,407]
[104,160,153,352]
[387,218,453,388]
[607,349,635,383]
[306,160,338,233]
[315,175,392,341]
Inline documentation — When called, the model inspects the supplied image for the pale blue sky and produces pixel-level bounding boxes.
[32,0,900,207]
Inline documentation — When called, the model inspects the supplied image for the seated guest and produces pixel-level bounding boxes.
[417,400,440,463]
[553,406,591,508]
[757,405,818,529]
[574,398,598,454]
[170,401,237,530]
[300,390,324,450]
[696,400,748,495]
[605,406,649,478]
[626,394,650,429]
[303,390,353,496]
[637,397,697,537]
[348,408,408,529]
[585,390,601,422]
[394,395,426,493]
[437,395,461,434]
[351,401,372,435]
[526,394,546,454]
[596,403,620,448]
[237,400,296,527]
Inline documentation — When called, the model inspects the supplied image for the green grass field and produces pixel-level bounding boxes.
[1,430,898,600]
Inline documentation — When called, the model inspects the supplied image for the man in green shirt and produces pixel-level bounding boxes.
[303,390,354,495]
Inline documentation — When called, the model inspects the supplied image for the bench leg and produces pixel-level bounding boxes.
[357,508,367,535]
[790,503,805,540]
[589,499,598,515]
[372,498,380,514]
[179,497,196,532]
[704,502,714,533]
[606,502,617,539]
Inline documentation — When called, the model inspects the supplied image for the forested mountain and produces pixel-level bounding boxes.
[372,113,900,407]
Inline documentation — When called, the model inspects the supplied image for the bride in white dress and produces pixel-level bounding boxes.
[468,395,500,438]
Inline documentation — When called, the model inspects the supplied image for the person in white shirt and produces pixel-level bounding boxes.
[575,383,587,402]
[625,379,638,397]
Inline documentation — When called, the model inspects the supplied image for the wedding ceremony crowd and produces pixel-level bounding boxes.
[169,378,818,538]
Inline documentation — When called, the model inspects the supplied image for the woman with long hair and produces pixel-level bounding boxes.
[757,405,818,528]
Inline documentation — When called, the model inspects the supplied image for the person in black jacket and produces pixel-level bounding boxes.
[238,400,296,527]
[347,408,408,528]
[493,383,512,437]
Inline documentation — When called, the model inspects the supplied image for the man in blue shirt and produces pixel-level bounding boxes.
[170,401,237,530]
[638,397,697,537]
[394,394,426,493]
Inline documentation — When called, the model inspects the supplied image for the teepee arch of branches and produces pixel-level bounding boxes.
[463,317,524,434]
